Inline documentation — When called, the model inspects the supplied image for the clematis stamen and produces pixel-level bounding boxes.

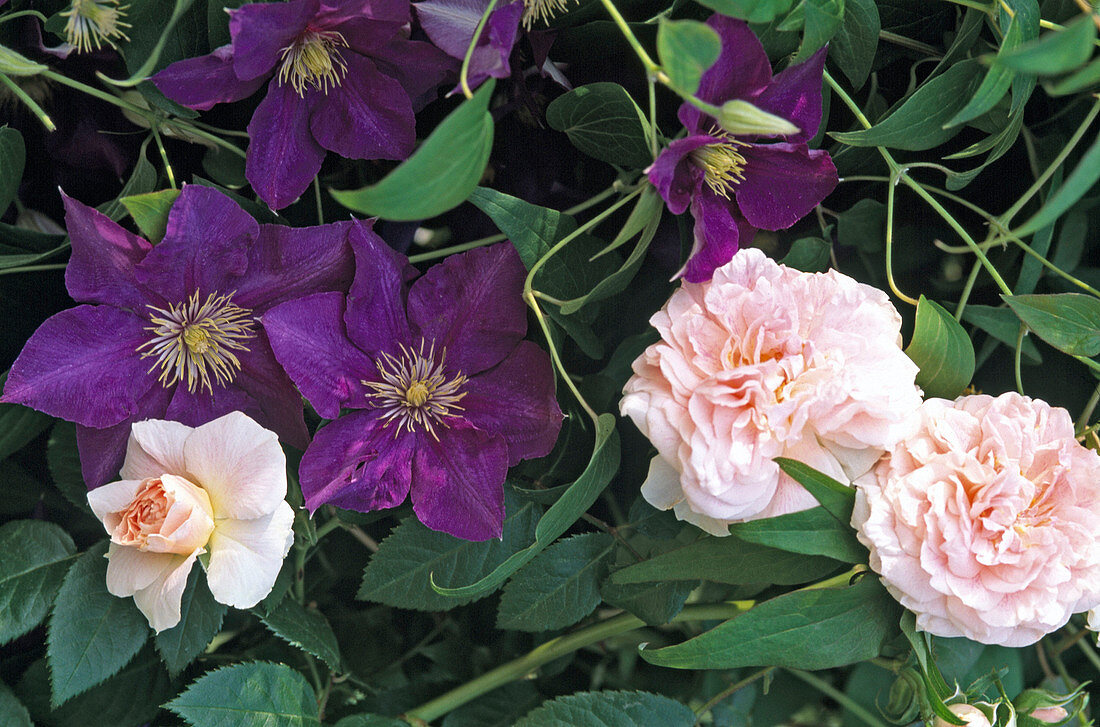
[691,133,749,200]
[364,340,468,440]
[521,0,574,29]
[277,28,349,97]
[137,291,255,394]
[61,0,131,54]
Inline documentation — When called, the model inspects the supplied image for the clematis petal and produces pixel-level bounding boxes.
[1,306,157,429]
[298,409,413,512]
[418,0,519,87]
[647,135,712,215]
[233,220,355,312]
[411,426,508,541]
[263,292,377,419]
[735,143,838,230]
[76,394,170,490]
[165,375,257,432]
[229,0,317,81]
[228,339,312,450]
[309,53,415,161]
[88,479,143,525]
[371,36,456,109]
[120,419,193,481]
[181,411,288,520]
[205,502,294,609]
[461,341,562,465]
[245,82,327,210]
[131,548,202,633]
[345,221,416,355]
[407,242,527,376]
[679,15,772,132]
[151,46,268,111]
[752,46,828,144]
[678,190,751,283]
[105,543,182,596]
[318,0,409,26]
[136,185,256,303]
[61,192,151,309]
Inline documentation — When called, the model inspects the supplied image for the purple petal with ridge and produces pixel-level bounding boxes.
[61,192,152,309]
[234,220,355,312]
[77,423,132,489]
[345,222,416,356]
[136,185,256,303]
[407,243,527,376]
[245,82,327,210]
[647,135,711,215]
[679,15,772,132]
[263,292,378,420]
[309,53,415,161]
[461,341,562,465]
[2,306,157,428]
[317,0,409,26]
[417,0,519,86]
[151,46,267,111]
[680,191,749,283]
[736,143,838,230]
[231,338,311,449]
[410,425,507,540]
[299,409,413,513]
[753,46,828,144]
[229,0,316,81]
[371,37,456,110]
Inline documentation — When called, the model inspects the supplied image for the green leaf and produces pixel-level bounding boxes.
[0,681,32,727]
[999,15,1097,75]
[962,305,1042,365]
[729,506,868,564]
[690,0,794,23]
[545,83,653,169]
[0,128,25,217]
[259,599,342,672]
[514,690,695,727]
[1003,293,1100,357]
[432,414,620,600]
[831,61,984,151]
[640,577,899,669]
[611,535,840,586]
[0,520,77,645]
[830,0,880,88]
[154,567,227,678]
[796,0,845,63]
[335,716,409,727]
[497,533,614,631]
[904,296,975,399]
[358,490,542,610]
[98,148,157,222]
[835,199,886,254]
[774,458,855,525]
[600,575,694,627]
[946,13,1026,127]
[46,421,94,513]
[332,80,494,220]
[1047,55,1100,95]
[167,662,321,727]
[0,44,48,76]
[48,541,149,707]
[657,19,721,96]
[780,236,831,272]
[121,189,181,244]
[1012,128,1100,238]
[0,372,53,463]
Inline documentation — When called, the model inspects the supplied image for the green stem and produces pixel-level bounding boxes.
[596,0,660,74]
[694,667,775,720]
[0,9,50,23]
[151,127,177,189]
[408,234,507,264]
[1076,637,1100,675]
[885,172,918,306]
[527,295,599,426]
[1074,381,1100,433]
[1014,324,1026,394]
[787,669,889,727]
[955,260,982,319]
[0,262,68,276]
[0,74,56,131]
[458,0,499,99]
[403,603,750,723]
[313,177,325,225]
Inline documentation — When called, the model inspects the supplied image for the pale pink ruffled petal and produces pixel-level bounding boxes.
[119,419,193,480]
[88,479,143,526]
[105,542,177,595]
[205,502,295,608]
[131,548,202,633]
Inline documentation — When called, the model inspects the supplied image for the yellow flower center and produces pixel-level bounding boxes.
[277,28,349,97]
[137,291,255,395]
[61,0,131,54]
[364,340,468,440]
[521,0,575,29]
[691,134,749,200]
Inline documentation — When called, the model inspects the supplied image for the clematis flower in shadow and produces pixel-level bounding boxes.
[262,229,563,541]
[648,15,838,283]
[151,0,453,209]
[417,0,524,90]
[88,412,294,632]
[1,184,355,488]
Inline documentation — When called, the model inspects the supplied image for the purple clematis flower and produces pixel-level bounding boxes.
[417,0,523,89]
[262,231,563,541]
[151,0,453,210]
[649,15,838,283]
[1,184,355,488]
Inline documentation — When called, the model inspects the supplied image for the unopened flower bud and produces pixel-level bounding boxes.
[1028,706,1068,723]
[716,99,800,137]
[934,704,992,727]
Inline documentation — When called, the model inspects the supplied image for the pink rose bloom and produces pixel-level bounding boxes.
[88,411,295,632]
[620,248,921,534]
[854,393,1100,646]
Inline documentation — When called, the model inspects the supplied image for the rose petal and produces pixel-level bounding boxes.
[130,547,202,633]
[735,143,838,230]
[640,455,683,510]
[88,478,143,525]
[151,46,267,111]
[61,192,152,309]
[105,542,181,596]
[245,82,327,210]
[205,502,294,609]
[410,425,507,541]
[120,419,193,481]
